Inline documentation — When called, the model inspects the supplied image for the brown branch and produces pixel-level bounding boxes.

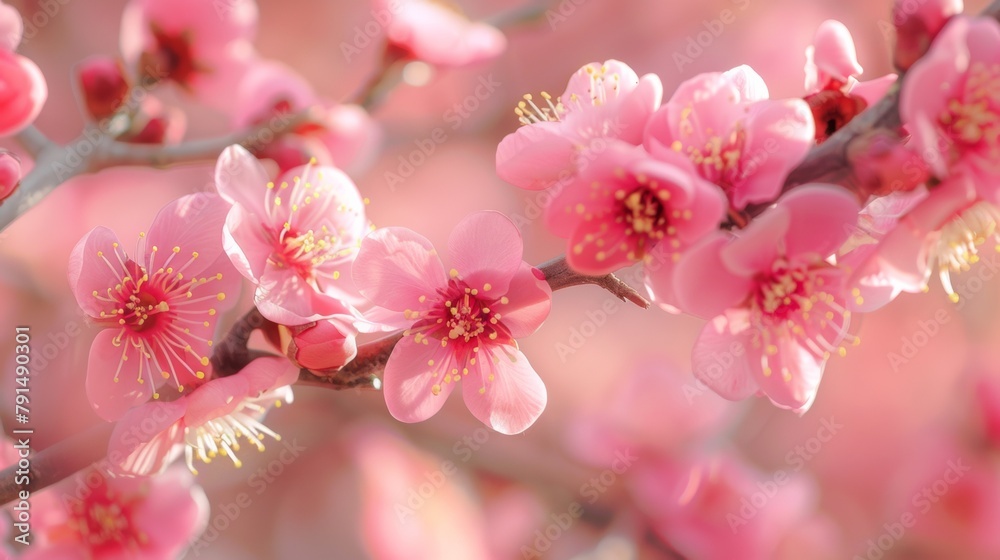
[0,423,114,508]
[297,331,403,390]
[0,109,318,233]
[745,0,1000,217]
[539,256,650,309]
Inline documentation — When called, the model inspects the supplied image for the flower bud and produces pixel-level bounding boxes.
[0,150,20,202]
[848,129,929,197]
[279,318,357,373]
[892,0,963,71]
[76,56,129,120]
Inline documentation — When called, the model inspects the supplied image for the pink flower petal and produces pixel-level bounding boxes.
[241,355,301,394]
[107,400,186,476]
[86,330,155,422]
[692,316,760,400]
[565,217,633,275]
[495,122,577,191]
[496,262,551,339]
[674,233,754,318]
[752,336,825,413]
[849,74,897,106]
[805,20,863,92]
[131,468,209,557]
[353,227,446,312]
[448,211,523,294]
[223,202,272,282]
[720,205,789,276]
[183,375,250,427]
[382,337,457,423]
[215,144,271,210]
[734,98,815,209]
[255,262,351,325]
[462,346,546,435]
[615,74,664,144]
[68,226,125,318]
[141,192,231,280]
[777,184,861,259]
[722,64,770,101]
[561,60,639,111]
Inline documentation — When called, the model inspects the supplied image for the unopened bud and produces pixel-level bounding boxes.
[892,0,963,71]
[76,56,129,120]
[848,129,929,197]
[279,318,357,373]
[0,150,21,202]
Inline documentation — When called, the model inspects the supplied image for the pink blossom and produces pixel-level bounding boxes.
[233,60,381,175]
[848,175,998,304]
[352,211,552,434]
[566,357,737,467]
[215,144,369,325]
[803,21,897,143]
[68,193,238,421]
[23,467,208,560]
[0,2,46,137]
[119,0,257,107]
[630,452,816,560]
[108,356,299,476]
[496,59,662,191]
[901,16,1000,187]
[373,0,505,67]
[644,65,815,209]
[839,188,927,311]
[545,139,726,275]
[674,185,860,413]
[893,0,964,71]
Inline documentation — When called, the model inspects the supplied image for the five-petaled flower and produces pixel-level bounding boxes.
[353,211,552,434]
[69,193,238,421]
[673,186,860,413]
[215,144,370,326]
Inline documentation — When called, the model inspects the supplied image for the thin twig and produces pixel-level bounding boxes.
[13,126,55,158]
[539,256,650,309]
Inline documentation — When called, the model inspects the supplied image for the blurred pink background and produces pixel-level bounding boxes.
[3,0,1000,558]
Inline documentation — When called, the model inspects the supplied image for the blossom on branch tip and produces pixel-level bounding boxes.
[373,0,506,67]
[68,193,239,421]
[674,186,861,413]
[496,59,662,191]
[0,1,46,136]
[352,211,552,434]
